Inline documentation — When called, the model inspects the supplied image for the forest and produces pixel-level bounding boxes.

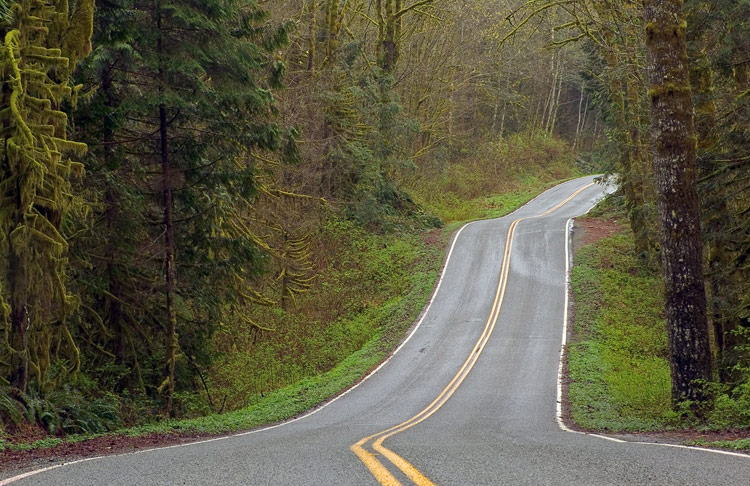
[0,0,748,444]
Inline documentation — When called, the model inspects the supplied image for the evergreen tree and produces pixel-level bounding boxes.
[688,0,750,382]
[72,0,293,415]
[0,0,93,393]
[70,0,158,394]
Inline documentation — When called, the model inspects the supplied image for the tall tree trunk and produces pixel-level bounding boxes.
[383,0,397,72]
[499,100,507,140]
[491,97,499,133]
[160,101,177,417]
[591,117,599,150]
[549,56,564,135]
[157,3,178,417]
[532,98,542,133]
[625,67,651,260]
[580,93,589,146]
[326,0,340,60]
[542,52,555,133]
[686,4,736,382]
[8,248,28,392]
[644,0,712,405]
[574,84,585,151]
[603,44,650,258]
[100,64,126,368]
[306,0,317,71]
[2,78,27,392]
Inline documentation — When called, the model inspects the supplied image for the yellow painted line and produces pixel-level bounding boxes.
[350,444,403,486]
[539,183,593,217]
[351,182,595,485]
[373,443,437,486]
[352,219,517,451]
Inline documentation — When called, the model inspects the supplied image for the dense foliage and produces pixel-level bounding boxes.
[1,0,745,442]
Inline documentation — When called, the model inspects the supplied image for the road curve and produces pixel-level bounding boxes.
[4,176,749,485]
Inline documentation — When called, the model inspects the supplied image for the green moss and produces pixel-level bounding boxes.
[648,83,692,100]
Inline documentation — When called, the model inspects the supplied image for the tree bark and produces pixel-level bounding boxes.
[573,84,585,151]
[306,0,317,71]
[686,4,736,382]
[644,0,712,405]
[8,256,28,392]
[157,2,178,417]
[625,65,651,260]
[382,0,397,72]
[548,56,564,135]
[2,63,27,393]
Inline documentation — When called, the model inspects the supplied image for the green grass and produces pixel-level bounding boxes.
[567,201,750,453]
[206,220,446,413]
[568,215,673,431]
[699,438,750,451]
[2,133,586,452]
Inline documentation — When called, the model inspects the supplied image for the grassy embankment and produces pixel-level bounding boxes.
[407,132,581,222]
[568,198,750,450]
[1,133,581,452]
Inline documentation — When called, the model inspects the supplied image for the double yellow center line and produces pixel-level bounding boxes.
[350,183,595,486]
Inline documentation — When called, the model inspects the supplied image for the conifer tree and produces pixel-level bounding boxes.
[0,0,93,393]
[70,0,157,393]
[73,0,293,415]
[688,0,750,381]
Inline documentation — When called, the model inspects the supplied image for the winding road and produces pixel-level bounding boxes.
[4,176,749,485]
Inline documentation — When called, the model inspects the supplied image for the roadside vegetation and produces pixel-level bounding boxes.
[5,0,599,453]
[568,197,750,449]
[0,127,581,453]
[12,0,750,461]
[406,133,580,222]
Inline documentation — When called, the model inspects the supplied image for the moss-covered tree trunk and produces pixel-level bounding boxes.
[8,234,28,391]
[376,0,431,73]
[1,0,93,393]
[306,0,316,71]
[686,0,737,383]
[623,20,653,261]
[644,0,712,405]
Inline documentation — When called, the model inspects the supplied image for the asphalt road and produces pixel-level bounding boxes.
[5,176,750,485]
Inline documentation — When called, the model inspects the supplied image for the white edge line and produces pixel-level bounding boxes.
[0,179,592,485]
[1,222,476,485]
[557,216,621,441]
[9,177,745,484]
[557,193,750,458]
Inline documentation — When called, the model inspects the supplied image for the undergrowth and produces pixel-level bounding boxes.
[568,199,750,447]
[406,132,582,222]
[207,218,444,413]
[568,217,672,431]
[2,134,585,452]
